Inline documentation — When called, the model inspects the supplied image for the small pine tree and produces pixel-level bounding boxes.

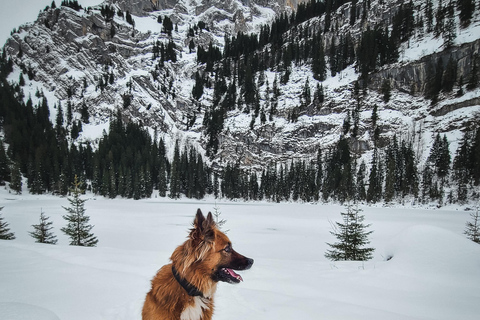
[212,202,227,230]
[61,175,98,247]
[464,206,480,244]
[325,203,375,261]
[0,207,15,240]
[29,209,57,244]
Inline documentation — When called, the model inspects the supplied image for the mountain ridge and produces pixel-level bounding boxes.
[1,0,479,203]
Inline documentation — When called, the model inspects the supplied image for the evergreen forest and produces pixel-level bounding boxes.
[0,0,479,205]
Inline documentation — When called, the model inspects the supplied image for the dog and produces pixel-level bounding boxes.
[142,209,254,320]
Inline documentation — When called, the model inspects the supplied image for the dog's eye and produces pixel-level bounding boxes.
[224,246,232,253]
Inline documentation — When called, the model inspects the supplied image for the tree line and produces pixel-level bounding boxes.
[190,0,478,158]
[1,2,480,205]
[1,49,480,205]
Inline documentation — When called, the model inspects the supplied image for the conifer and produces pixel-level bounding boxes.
[0,139,10,185]
[325,203,374,261]
[10,163,22,194]
[0,207,15,240]
[464,207,480,244]
[61,175,98,247]
[30,209,57,244]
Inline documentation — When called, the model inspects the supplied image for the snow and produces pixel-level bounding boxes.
[1,189,479,320]
[1,2,480,317]
[0,0,102,47]
[0,302,60,320]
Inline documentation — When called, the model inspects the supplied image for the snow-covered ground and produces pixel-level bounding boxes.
[0,188,479,320]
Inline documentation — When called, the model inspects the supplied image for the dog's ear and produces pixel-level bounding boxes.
[202,212,215,243]
[190,209,205,241]
[185,210,216,264]
[194,209,205,229]
[190,209,216,243]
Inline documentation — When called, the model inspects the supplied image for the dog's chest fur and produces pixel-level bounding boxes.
[180,296,210,320]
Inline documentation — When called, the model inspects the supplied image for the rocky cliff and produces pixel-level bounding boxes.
[2,0,480,170]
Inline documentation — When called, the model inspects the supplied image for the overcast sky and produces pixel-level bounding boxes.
[0,0,102,47]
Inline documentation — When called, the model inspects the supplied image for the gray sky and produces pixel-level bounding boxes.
[0,0,102,47]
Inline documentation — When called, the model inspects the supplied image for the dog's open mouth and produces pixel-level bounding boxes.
[215,267,244,283]
[213,257,253,284]
[223,268,243,282]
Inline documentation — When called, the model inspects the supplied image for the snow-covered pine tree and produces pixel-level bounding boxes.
[0,207,15,240]
[29,209,57,244]
[464,206,480,244]
[61,175,98,247]
[325,203,374,261]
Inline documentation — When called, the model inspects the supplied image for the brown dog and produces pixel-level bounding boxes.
[142,209,253,320]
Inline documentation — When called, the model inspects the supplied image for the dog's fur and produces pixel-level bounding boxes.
[142,209,253,320]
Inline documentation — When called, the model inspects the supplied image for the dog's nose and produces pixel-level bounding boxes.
[246,258,254,269]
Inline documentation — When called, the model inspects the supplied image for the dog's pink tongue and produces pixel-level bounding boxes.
[226,268,243,281]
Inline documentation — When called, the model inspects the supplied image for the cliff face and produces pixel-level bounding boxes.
[2,0,480,169]
[109,0,164,15]
[369,39,480,94]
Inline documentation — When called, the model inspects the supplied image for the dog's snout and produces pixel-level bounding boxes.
[245,257,254,269]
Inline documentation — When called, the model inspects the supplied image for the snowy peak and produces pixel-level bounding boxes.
[2,0,480,173]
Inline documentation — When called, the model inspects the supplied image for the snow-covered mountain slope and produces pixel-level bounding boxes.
[2,0,480,168]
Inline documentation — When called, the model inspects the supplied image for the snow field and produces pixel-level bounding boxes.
[0,191,479,320]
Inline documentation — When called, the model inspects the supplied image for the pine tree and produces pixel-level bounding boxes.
[402,140,419,198]
[312,36,326,81]
[192,71,204,100]
[302,78,311,107]
[355,160,367,201]
[29,209,57,244]
[425,0,434,33]
[169,141,181,199]
[325,203,375,261]
[0,139,10,185]
[472,127,480,186]
[443,3,456,48]
[0,207,15,240]
[453,131,470,202]
[457,0,475,28]
[384,141,397,202]
[322,137,353,202]
[434,0,445,38]
[427,133,451,181]
[314,83,325,107]
[61,175,98,247]
[464,207,480,244]
[366,148,383,203]
[10,162,22,194]
[381,79,391,103]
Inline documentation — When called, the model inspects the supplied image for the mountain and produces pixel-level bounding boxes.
[0,0,479,203]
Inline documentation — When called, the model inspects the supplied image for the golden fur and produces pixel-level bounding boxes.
[142,209,253,320]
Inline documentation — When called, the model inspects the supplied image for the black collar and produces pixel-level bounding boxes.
[172,265,204,298]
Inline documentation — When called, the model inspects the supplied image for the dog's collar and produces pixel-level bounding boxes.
[172,265,204,298]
